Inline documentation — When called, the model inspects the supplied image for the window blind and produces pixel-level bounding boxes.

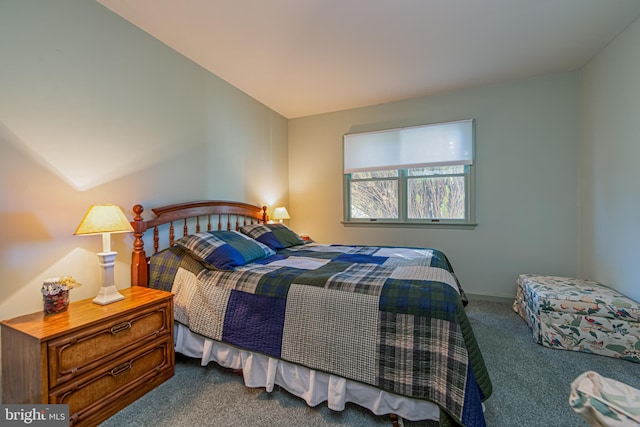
[344,119,474,173]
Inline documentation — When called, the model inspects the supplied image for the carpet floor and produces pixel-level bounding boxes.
[100,298,639,426]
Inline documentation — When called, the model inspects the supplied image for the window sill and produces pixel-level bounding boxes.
[341,221,477,230]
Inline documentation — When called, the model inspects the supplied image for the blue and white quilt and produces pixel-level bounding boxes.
[149,243,492,427]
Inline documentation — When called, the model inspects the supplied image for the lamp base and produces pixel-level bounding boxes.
[93,285,125,305]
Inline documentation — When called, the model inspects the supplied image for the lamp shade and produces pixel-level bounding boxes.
[272,207,290,221]
[74,204,134,236]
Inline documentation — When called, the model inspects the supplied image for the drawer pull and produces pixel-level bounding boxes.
[110,321,132,334]
[110,362,132,376]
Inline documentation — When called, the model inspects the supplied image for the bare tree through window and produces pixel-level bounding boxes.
[350,166,465,220]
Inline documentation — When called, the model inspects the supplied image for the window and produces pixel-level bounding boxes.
[343,119,475,226]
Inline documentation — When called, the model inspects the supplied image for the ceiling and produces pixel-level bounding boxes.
[97,0,640,119]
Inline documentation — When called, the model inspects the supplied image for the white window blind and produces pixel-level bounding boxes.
[344,119,474,173]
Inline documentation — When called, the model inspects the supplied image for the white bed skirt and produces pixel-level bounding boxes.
[174,323,439,422]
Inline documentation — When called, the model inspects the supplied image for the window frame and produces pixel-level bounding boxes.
[342,120,476,228]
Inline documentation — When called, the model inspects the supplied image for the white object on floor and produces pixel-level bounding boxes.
[570,371,640,426]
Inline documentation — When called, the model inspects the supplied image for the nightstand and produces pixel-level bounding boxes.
[1,286,174,426]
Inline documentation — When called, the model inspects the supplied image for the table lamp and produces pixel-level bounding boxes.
[74,204,134,305]
[272,207,290,223]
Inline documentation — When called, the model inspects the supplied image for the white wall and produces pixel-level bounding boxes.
[289,74,580,299]
[0,0,288,321]
[579,17,640,302]
[3,1,635,325]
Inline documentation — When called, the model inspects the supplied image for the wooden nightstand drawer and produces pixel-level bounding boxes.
[48,300,171,388]
[1,287,174,426]
[49,337,173,426]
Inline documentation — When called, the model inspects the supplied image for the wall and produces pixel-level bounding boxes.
[579,17,640,302]
[289,74,580,299]
[0,0,288,321]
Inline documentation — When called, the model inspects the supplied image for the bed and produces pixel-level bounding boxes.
[130,200,492,427]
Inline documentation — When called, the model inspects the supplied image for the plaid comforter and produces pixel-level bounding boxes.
[149,243,492,427]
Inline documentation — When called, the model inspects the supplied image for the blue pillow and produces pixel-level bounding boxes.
[239,223,306,250]
[175,230,275,270]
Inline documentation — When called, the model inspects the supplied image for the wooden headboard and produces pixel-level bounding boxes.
[131,200,268,287]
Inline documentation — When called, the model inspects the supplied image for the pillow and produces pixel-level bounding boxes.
[239,223,306,250]
[174,230,275,270]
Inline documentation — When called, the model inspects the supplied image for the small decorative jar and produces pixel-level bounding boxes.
[41,276,80,314]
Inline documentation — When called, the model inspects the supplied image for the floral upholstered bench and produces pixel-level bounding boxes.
[513,274,640,363]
